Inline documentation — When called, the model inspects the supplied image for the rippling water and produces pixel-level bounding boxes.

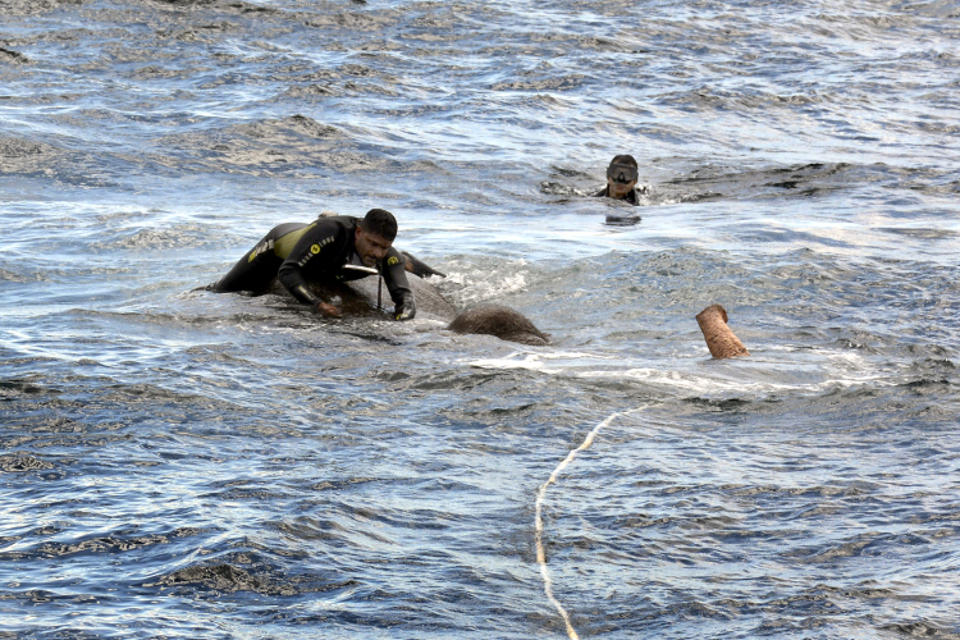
[2,1,960,638]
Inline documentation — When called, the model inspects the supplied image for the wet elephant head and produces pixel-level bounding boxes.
[448,303,549,346]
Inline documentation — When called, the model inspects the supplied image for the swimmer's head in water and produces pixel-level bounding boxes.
[606,154,638,184]
[605,154,638,200]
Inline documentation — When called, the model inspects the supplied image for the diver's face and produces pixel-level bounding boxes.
[355,226,392,266]
[608,177,637,199]
[606,162,638,199]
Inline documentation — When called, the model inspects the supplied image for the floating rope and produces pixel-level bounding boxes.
[534,406,648,639]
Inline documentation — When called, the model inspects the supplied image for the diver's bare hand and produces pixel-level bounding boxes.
[315,301,342,318]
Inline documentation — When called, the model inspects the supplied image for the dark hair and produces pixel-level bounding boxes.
[361,208,398,242]
[609,154,637,169]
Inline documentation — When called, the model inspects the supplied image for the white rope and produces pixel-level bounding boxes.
[534,406,648,639]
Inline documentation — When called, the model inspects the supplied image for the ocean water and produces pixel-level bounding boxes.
[2,1,959,638]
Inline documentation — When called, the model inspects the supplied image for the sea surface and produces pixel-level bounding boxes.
[2,1,960,638]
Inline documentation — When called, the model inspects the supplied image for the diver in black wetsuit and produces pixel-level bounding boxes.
[595,154,647,225]
[212,208,416,320]
[595,154,647,205]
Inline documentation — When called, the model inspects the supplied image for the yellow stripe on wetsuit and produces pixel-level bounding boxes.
[245,222,315,263]
[273,223,314,258]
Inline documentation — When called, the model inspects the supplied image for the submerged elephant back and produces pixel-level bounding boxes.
[306,274,549,346]
[345,273,458,321]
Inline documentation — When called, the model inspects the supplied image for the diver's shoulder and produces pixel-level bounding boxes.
[315,212,360,230]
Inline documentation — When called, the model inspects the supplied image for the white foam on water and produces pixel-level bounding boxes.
[436,261,532,306]
[467,349,609,375]
[468,347,898,399]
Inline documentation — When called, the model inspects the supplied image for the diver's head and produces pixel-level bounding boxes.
[605,154,638,199]
[355,208,397,266]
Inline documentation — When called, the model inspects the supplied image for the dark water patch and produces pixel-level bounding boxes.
[888,164,960,196]
[1,407,98,451]
[0,0,82,17]
[881,620,960,639]
[145,550,354,599]
[905,357,956,377]
[274,513,393,547]
[149,560,297,596]
[151,0,219,6]
[34,527,200,559]
[0,136,63,174]
[199,478,297,504]
[309,475,382,493]
[406,367,521,393]
[0,378,54,397]
[490,73,588,93]
[660,85,851,116]
[682,396,763,412]
[662,161,869,202]
[0,452,54,472]
[0,46,29,63]
[150,0,275,14]
[898,377,953,394]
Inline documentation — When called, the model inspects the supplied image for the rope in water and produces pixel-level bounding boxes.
[534,406,648,639]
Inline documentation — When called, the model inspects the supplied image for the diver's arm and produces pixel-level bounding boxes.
[277,224,344,317]
[382,249,415,320]
[279,271,342,318]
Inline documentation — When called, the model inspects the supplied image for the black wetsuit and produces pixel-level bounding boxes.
[593,185,644,206]
[213,215,413,315]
